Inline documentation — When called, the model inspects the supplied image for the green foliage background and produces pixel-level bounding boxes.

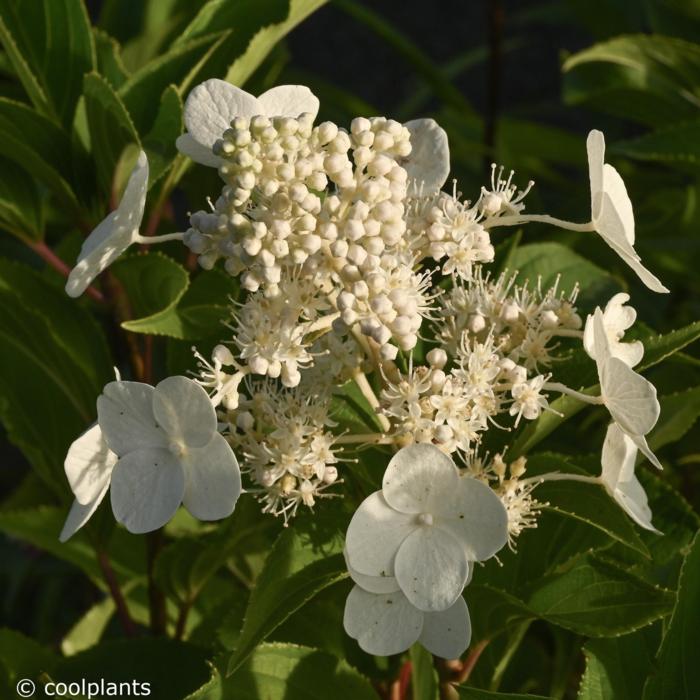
[0,1,698,699]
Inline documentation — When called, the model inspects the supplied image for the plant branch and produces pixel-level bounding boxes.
[96,549,137,637]
[29,241,105,303]
[146,529,168,636]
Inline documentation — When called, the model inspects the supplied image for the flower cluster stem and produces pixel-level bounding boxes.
[146,529,167,636]
[96,549,137,637]
[353,369,391,432]
[483,214,596,233]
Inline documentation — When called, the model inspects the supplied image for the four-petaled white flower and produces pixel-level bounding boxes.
[176,80,320,167]
[583,292,643,368]
[586,130,668,293]
[60,423,118,542]
[590,307,662,469]
[61,375,242,536]
[66,152,149,298]
[601,422,660,533]
[403,118,450,197]
[345,443,508,612]
[343,553,472,658]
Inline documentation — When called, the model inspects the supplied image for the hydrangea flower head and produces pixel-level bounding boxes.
[345,443,508,612]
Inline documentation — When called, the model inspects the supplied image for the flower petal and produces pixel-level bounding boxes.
[404,118,450,197]
[65,423,117,505]
[438,476,509,561]
[344,548,400,594]
[601,422,635,488]
[394,526,469,612]
[152,376,216,447]
[110,447,185,534]
[175,133,223,168]
[343,584,423,656]
[181,432,241,521]
[183,79,261,150]
[629,433,662,471]
[600,357,660,436]
[419,595,471,660]
[59,485,109,542]
[345,491,415,578]
[586,129,605,219]
[614,478,660,533]
[382,443,459,515]
[258,85,319,119]
[603,164,634,245]
[97,381,167,455]
[66,152,148,298]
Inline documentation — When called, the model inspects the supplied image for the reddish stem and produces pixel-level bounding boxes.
[456,639,489,683]
[398,660,412,699]
[97,550,137,637]
[29,241,105,303]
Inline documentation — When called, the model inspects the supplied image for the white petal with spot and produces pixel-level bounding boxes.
[343,585,423,656]
[419,595,471,660]
[110,447,185,534]
[152,376,217,448]
[382,443,459,515]
[344,549,400,594]
[394,526,469,612]
[181,432,241,520]
[97,381,167,456]
[345,491,414,578]
[59,484,109,542]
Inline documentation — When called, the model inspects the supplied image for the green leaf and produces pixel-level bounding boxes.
[563,35,700,127]
[83,72,141,194]
[638,320,700,371]
[410,643,439,700]
[226,642,379,699]
[111,253,190,334]
[61,596,116,656]
[578,626,659,700]
[526,553,674,636]
[0,0,95,125]
[226,517,347,675]
[122,267,238,339]
[643,532,700,699]
[612,119,700,166]
[330,378,386,434]
[0,156,44,241]
[648,386,700,451]
[177,0,328,89]
[525,454,649,557]
[0,628,57,693]
[93,28,130,89]
[455,688,552,700]
[0,258,112,396]
[0,98,80,214]
[144,86,184,187]
[507,242,618,307]
[119,33,225,133]
[56,638,217,700]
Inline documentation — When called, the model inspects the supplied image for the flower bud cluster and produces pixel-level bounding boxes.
[226,380,341,522]
[439,267,582,370]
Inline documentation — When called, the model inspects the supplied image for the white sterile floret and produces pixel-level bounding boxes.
[65,152,148,298]
[600,423,660,533]
[176,80,320,166]
[60,424,118,542]
[586,130,668,293]
[590,308,662,469]
[97,376,241,533]
[343,553,471,658]
[345,443,508,612]
[403,118,450,197]
[583,292,643,368]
